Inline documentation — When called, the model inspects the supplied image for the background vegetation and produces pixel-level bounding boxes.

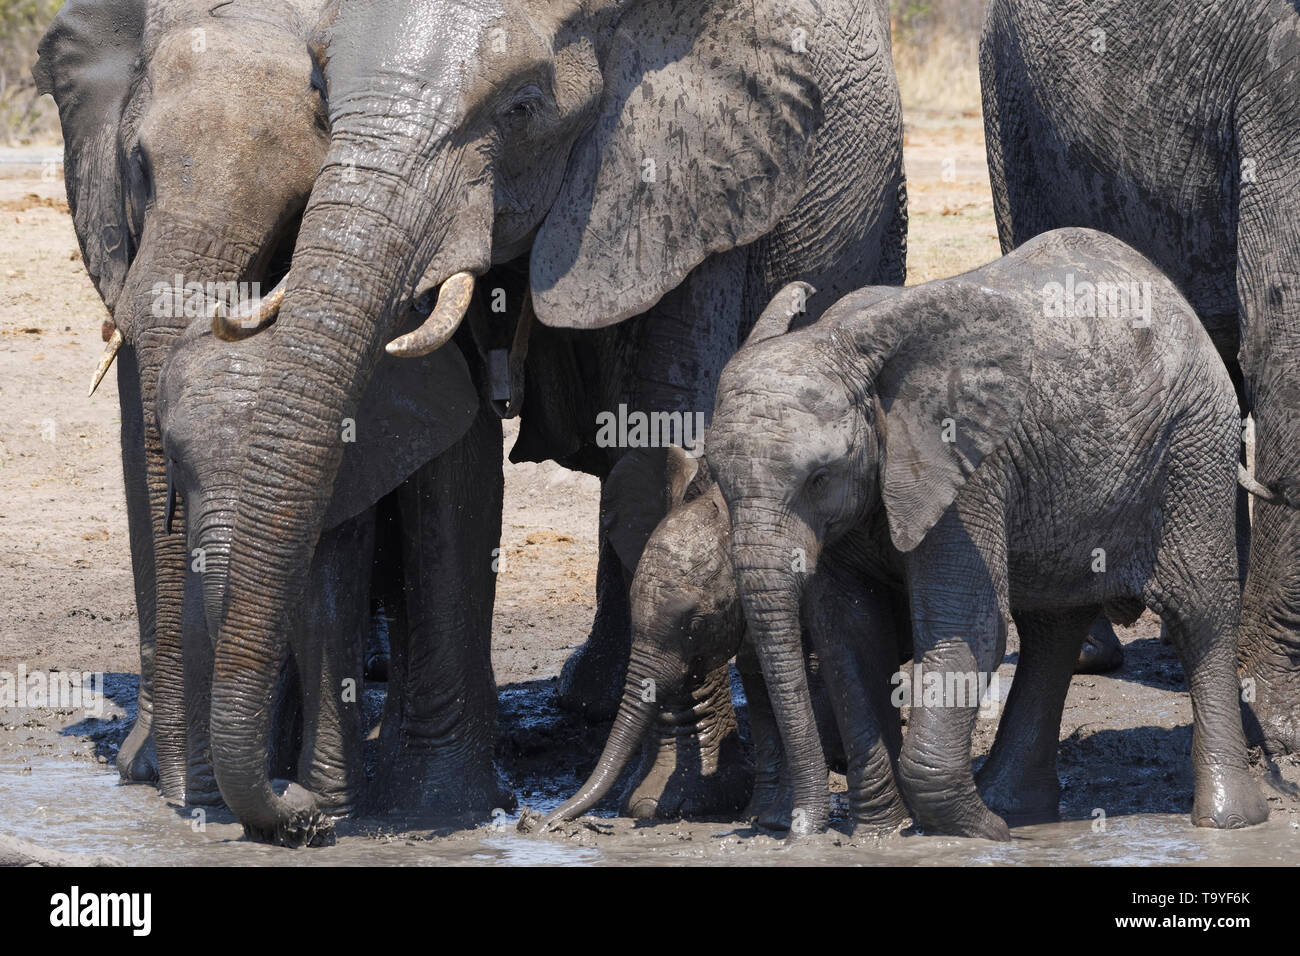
[0,0,63,145]
[0,0,987,145]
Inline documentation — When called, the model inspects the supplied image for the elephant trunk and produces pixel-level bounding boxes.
[210,127,491,844]
[730,515,828,834]
[542,645,686,829]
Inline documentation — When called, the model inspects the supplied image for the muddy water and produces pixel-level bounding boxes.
[3,732,1298,866]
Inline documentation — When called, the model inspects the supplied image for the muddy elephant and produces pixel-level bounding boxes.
[33,0,330,800]
[156,311,488,840]
[544,445,910,832]
[708,229,1270,839]
[205,0,907,843]
[981,0,1300,753]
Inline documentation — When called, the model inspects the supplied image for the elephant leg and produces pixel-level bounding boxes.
[1075,617,1124,673]
[804,572,909,833]
[288,512,372,817]
[977,607,1096,826]
[1231,117,1300,757]
[736,639,792,830]
[1145,434,1268,828]
[557,520,632,720]
[1146,463,1268,828]
[899,508,1011,841]
[181,566,219,805]
[372,404,513,821]
[620,661,751,820]
[115,346,158,783]
[1238,504,1300,757]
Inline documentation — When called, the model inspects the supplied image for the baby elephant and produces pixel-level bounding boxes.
[708,227,1271,839]
[543,446,911,833]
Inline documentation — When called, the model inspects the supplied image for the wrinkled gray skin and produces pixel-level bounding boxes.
[210,0,907,842]
[710,229,1270,839]
[545,448,912,832]
[33,0,330,801]
[981,0,1300,754]
[156,316,483,841]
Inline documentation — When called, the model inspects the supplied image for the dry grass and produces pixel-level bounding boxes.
[890,0,987,114]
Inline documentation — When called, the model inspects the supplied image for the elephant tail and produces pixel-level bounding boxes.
[1238,464,1299,508]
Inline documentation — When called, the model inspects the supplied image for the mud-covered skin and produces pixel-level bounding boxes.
[709,229,1270,840]
[981,0,1300,755]
[33,0,331,801]
[205,0,908,844]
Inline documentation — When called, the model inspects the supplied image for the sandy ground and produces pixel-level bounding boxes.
[2,114,1299,866]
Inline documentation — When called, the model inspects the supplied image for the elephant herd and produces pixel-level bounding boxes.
[33,0,1299,846]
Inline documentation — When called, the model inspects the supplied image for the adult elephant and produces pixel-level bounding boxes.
[981,0,1300,754]
[157,315,482,840]
[34,0,331,800]
[209,0,906,840]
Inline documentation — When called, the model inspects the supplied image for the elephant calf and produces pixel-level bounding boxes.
[544,446,909,832]
[707,227,1271,840]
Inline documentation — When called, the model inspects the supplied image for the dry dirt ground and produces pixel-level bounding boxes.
[1,116,1298,866]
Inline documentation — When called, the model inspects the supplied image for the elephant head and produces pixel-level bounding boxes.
[209,0,824,840]
[707,280,1030,832]
[157,323,476,636]
[33,0,331,798]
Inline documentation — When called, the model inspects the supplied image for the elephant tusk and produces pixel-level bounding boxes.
[211,279,286,341]
[385,271,475,358]
[89,328,123,398]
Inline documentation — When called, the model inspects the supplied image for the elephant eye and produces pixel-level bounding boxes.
[808,468,831,496]
[501,84,545,122]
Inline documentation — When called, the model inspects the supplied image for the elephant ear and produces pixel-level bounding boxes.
[32,0,146,315]
[323,343,479,528]
[603,445,701,573]
[833,283,1032,553]
[530,0,822,328]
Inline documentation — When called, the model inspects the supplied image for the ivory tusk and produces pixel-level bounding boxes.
[385,271,475,358]
[211,280,286,341]
[89,328,123,398]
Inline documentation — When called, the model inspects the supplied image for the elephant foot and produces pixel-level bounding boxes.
[116,718,158,783]
[301,777,360,820]
[906,786,1011,841]
[557,636,627,721]
[371,738,515,825]
[241,781,335,848]
[622,668,751,820]
[1192,764,1269,829]
[1241,666,1300,756]
[746,788,791,832]
[1075,618,1124,674]
[848,801,910,836]
[976,770,1061,827]
[185,761,223,808]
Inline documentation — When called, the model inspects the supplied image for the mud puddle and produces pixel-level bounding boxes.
[3,655,1299,866]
